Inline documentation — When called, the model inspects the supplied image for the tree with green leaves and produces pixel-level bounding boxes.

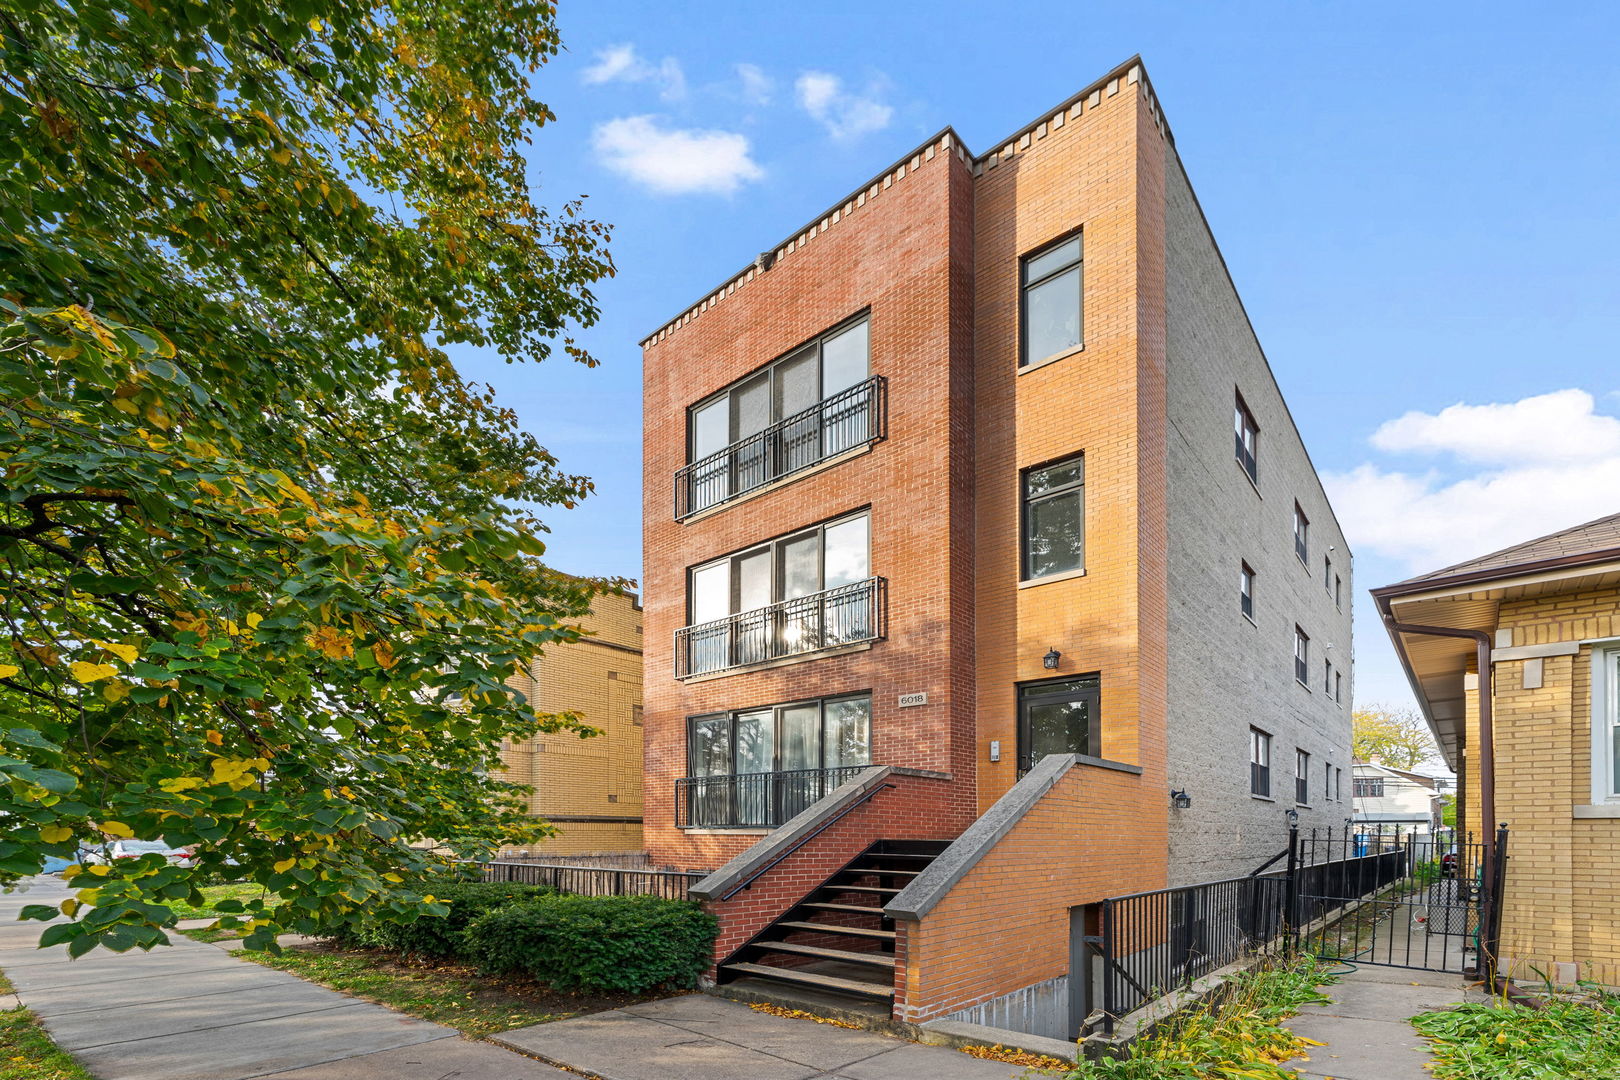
[0,0,616,955]
[1352,705,1441,772]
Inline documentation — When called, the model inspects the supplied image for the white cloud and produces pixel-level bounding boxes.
[591,116,764,196]
[582,43,686,102]
[1325,389,1620,573]
[737,63,773,106]
[1370,389,1620,465]
[795,71,893,140]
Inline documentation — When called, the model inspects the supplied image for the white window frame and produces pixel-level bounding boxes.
[1592,645,1620,804]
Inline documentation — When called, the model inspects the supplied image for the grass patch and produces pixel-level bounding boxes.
[1411,984,1620,1080]
[1066,953,1339,1080]
[232,940,655,1038]
[1,1008,96,1080]
[163,881,266,922]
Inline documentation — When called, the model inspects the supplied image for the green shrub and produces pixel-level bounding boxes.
[466,894,718,993]
[329,880,557,958]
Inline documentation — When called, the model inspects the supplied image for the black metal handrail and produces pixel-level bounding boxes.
[675,765,869,830]
[674,577,884,679]
[674,376,886,520]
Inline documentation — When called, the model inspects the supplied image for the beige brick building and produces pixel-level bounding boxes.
[498,588,644,856]
[1376,511,1620,987]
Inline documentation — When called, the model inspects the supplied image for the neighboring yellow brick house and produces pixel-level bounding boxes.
[1376,512,1620,987]
[499,588,645,855]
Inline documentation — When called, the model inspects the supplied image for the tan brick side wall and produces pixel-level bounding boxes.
[895,764,1156,1022]
[500,590,644,855]
[641,141,980,871]
[1486,587,1620,986]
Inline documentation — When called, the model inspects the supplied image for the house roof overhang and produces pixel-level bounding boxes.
[1372,554,1620,772]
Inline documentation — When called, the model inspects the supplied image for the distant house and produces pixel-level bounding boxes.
[1350,760,1446,837]
[498,588,644,856]
[1375,510,1620,988]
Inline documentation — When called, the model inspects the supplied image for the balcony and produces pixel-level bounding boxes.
[675,376,886,520]
[675,765,869,829]
[675,577,885,679]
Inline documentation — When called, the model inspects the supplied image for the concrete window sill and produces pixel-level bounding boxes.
[1017,343,1085,375]
[1019,566,1087,589]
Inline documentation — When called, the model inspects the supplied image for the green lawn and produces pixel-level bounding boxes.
[212,939,651,1038]
[163,881,268,922]
[2,969,95,1080]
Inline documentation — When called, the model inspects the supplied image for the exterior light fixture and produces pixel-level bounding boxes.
[1042,648,1061,670]
[1285,808,1300,826]
[1170,789,1192,809]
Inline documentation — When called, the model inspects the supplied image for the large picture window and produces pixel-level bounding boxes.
[1020,234,1082,366]
[1017,675,1099,774]
[1593,647,1620,802]
[680,512,876,676]
[680,694,872,828]
[1022,454,1085,580]
[682,316,874,515]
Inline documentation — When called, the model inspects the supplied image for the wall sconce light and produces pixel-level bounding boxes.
[1285,808,1300,826]
[1170,789,1192,810]
[1042,648,1061,670]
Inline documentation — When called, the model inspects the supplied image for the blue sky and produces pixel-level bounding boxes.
[449,1,1620,716]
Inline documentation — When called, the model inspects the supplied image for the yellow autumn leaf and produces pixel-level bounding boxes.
[210,758,255,785]
[59,898,79,917]
[102,680,130,703]
[85,865,110,877]
[383,872,404,884]
[40,825,73,843]
[205,730,223,746]
[61,864,82,881]
[69,661,119,684]
[76,887,102,904]
[92,640,139,664]
[98,820,134,837]
[0,664,19,679]
[158,776,204,793]
[246,613,263,629]
[197,480,222,497]
[274,858,296,873]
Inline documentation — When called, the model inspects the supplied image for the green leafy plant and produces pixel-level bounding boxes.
[0,1,617,955]
[341,880,558,958]
[466,895,719,994]
[1068,954,1339,1080]
[1411,985,1620,1080]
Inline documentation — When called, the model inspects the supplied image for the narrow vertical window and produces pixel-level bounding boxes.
[1022,454,1085,579]
[1295,749,1310,805]
[1234,393,1259,483]
[1335,670,1343,703]
[1335,767,1342,801]
[1324,761,1332,800]
[1324,556,1333,593]
[1294,626,1310,686]
[1250,728,1271,797]
[1324,658,1333,695]
[1240,562,1256,621]
[1334,572,1342,609]
[1293,504,1310,565]
[1020,235,1082,366]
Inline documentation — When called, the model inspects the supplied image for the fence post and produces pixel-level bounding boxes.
[1283,821,1300,954]
[1480,823,1509,983]
[1100,898,1116,1034]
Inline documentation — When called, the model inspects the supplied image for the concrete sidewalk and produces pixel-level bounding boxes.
[1283,963,1489,1080]
[492,993,1033,1080]
[1,876,570,1080]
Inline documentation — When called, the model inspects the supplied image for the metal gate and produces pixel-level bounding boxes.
[1294,824,1508,974]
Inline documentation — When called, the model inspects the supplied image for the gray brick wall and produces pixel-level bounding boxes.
[1163,155,1355,885]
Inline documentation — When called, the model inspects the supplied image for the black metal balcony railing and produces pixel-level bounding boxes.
[675,376,886,520]
[674,577,884,679]
[675,765,869,829]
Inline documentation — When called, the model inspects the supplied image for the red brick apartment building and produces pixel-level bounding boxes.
[640,58,1353,1037]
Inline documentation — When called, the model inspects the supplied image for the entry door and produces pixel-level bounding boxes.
[1018,677,1100,773]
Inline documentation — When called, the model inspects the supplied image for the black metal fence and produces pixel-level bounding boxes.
[675,764,868,829]
[674,376,886,519]
[1094,825,1499,1032]
[477,860,702,900]
[675,577,884,678]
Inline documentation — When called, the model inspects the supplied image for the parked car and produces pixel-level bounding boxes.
[80,840,192,866]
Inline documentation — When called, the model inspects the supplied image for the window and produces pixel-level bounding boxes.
[1334,767,1342,801]
[682,512,875,676]
[688,694,872,778]
[1295,749,1310,805]
[1018,675,1100,773]
[1324,761,1332,800]
[682,316,874,514]
[1593,647,1620,802]
[1334,572,1342,610]
[1293,504,1310,565]
[1354,776,1385,799]
[1022,454,1085,579]
[1250,728,1271,798]
[1240,562,1256,621]
[1335,669,1343,704]
[1234,393,1259,483]
[1324,658,1333,695]
[1294,626,1310,686]
[1020,234,1082,366]
[1324,556,1333,593]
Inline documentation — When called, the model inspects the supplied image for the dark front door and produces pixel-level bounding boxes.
[1018,675,1100,774]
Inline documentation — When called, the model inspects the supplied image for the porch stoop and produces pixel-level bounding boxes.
[715,839,951,1009]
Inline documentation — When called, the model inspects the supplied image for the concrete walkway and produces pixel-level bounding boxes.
[1284,962,1488,1080]
[492,993,1032,1080]
[1,876,570,1080]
